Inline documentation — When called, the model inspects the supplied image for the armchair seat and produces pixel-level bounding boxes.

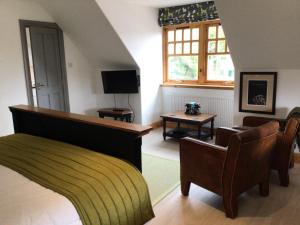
[180,121,279,218]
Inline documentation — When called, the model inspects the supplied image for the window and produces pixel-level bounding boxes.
[163,20,234,87]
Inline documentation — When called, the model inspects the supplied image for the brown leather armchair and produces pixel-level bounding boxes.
[272,118,299,186]
[238,106,300,147]
[180,121,279,218]
[236,116,299,186]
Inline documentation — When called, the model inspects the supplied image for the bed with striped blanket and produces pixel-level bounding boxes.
[0,133,154,225]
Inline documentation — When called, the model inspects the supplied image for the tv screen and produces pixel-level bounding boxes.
[101,70,139,94]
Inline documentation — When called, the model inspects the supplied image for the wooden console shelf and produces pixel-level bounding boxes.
[9,105,152,171]
[11,105,151,136]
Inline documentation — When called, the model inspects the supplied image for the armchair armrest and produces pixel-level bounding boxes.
[180,137,227,194]
[243,116,286,130]
[215,127,240,147]
[180,137,227,157]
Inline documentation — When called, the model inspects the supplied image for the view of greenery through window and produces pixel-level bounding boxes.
[168,56,198,80]
[164,21,234,85]
[207,55,234,81]
[206,24,234,82]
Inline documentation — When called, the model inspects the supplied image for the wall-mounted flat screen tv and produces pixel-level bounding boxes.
[101,70,139,94]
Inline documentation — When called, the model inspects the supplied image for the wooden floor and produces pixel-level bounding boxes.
[143,128,300,225]
[147,166,300,225]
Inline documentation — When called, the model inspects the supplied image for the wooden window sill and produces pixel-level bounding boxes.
[161,83,234,90]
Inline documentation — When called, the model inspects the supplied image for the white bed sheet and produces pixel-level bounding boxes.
[0,165,83,225]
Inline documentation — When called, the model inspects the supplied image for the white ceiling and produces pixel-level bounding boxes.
[34,0,138,68]
[214,0,300,69]
[120,0,207,8]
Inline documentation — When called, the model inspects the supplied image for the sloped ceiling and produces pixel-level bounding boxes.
[33,0,138,69]
[214,0,300,70]
[119,0,206,7]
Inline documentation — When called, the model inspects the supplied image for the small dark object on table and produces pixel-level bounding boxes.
[185,102,201,115]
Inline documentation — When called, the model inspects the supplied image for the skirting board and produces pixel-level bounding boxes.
[149,120,163,129]
[295,153,300,164]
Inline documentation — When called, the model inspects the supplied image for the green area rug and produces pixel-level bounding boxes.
[142,153,180,205]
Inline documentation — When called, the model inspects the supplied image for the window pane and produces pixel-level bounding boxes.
[168,30,174,42]
[184,29,190,41]
[192,28,199,40]
[217,40,226,52]
[176,30,182,41]
[208,26,216,39]
[208,41,216,53]
[183,42,190,54]
[175,43,182,54]
[168,56,198,80]
[168,43,174,54]
[191,42,199,54]
[218,26,225,38]
[207,54,234,81]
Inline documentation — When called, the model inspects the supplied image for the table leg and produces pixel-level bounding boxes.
[211,118,214,139]
[198,125,202,139]
[163,118,167,141]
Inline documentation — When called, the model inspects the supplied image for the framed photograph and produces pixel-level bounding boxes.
[239,72,277,114]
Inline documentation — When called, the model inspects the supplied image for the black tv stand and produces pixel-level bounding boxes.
[97,108,133,122]
[112,108,125,112]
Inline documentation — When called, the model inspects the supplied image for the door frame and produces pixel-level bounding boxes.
[19,20,70,112]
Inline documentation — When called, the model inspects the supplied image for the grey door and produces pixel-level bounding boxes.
[30,26,67,111]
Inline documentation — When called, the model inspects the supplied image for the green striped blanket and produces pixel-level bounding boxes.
[0,134,154,225]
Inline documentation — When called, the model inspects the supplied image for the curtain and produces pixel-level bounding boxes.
[158,1,219,27]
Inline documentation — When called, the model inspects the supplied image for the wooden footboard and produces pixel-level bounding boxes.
[9,105,152,171]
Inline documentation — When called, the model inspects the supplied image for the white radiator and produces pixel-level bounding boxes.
[163,94,234,128]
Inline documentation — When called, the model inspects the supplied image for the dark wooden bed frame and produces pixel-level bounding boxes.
[9,105,152,172]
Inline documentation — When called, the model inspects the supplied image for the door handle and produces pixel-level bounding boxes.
[32,83,45,90]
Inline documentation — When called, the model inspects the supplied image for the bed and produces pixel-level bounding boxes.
[0,105,154,225]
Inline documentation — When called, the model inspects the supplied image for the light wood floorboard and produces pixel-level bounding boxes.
[143,128,300,225]
[147,167,300,225]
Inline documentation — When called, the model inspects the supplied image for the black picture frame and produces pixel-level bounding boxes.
[239,72,277,114]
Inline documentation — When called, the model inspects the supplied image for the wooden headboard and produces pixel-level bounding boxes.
[9,105,152,171]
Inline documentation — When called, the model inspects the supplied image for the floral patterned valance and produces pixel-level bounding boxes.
[158,1,219,27]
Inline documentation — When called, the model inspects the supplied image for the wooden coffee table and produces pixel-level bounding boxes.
[161,112,217,140]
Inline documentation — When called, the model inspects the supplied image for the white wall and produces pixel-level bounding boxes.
[0,0,53,136]
[95,0,163,125]
[214,0,300,124]
[63,35,98,115]
[35,0,142,123]
[0,0,106,135]
[214,0,300,70]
